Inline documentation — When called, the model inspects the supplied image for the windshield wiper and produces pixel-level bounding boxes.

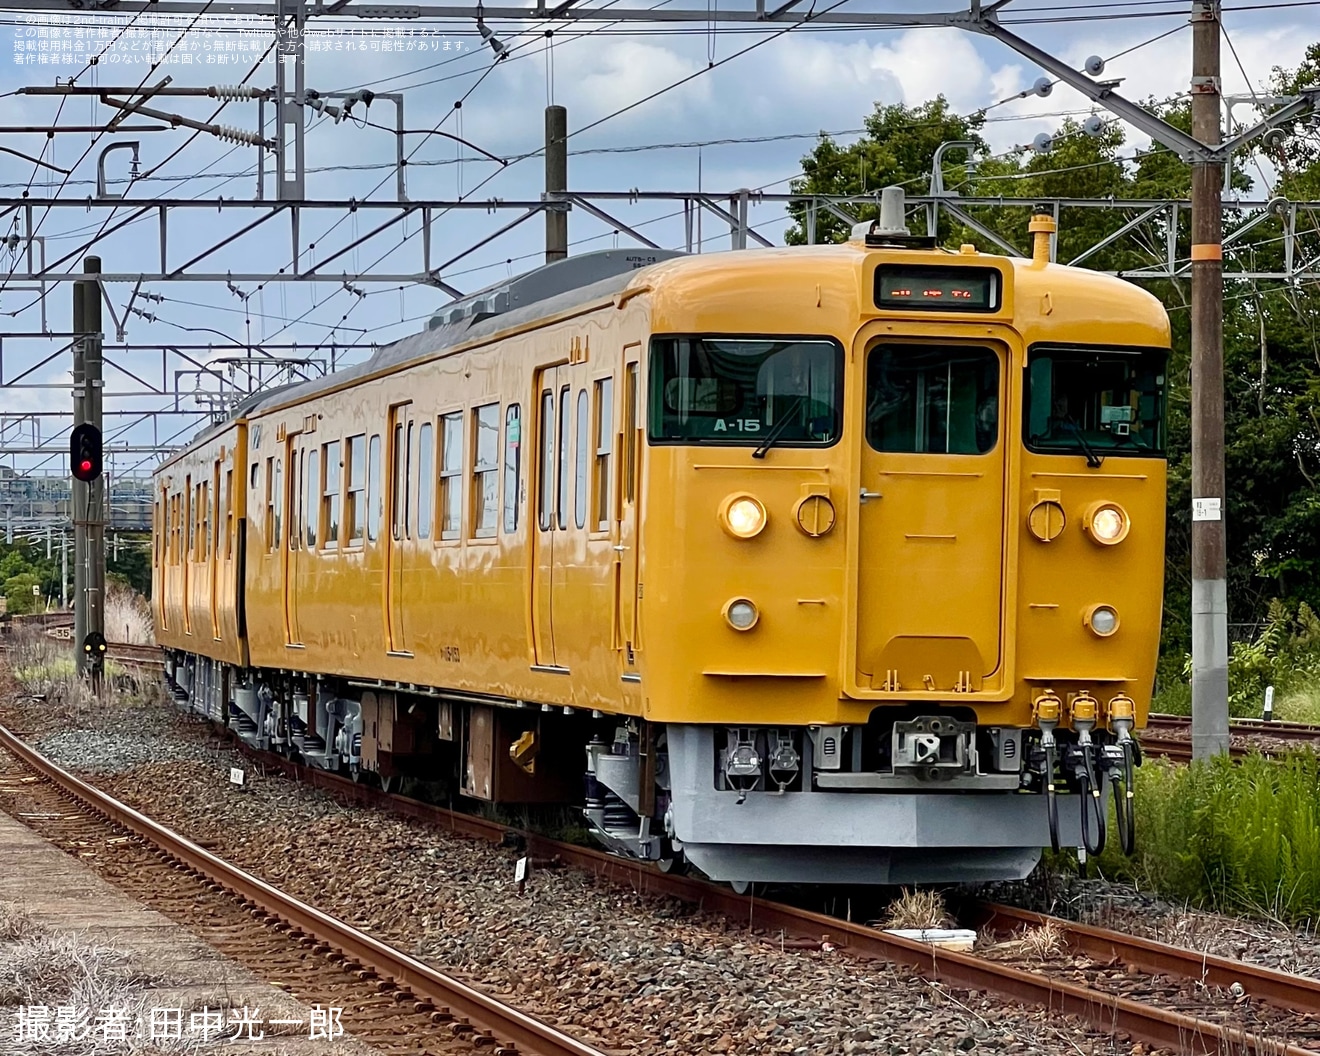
[1065,414,1104,469]
[752,396,806,459]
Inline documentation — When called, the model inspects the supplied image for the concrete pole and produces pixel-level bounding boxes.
[73,275,87,676]
[545,105,568,264]
[1189,0,1230,759]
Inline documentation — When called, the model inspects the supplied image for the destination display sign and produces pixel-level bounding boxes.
[874,265,1001,312]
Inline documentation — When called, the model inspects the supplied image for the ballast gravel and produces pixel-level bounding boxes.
[4,682,1317,1055]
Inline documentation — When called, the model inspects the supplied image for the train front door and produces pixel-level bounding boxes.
[531,366,567,670]
[854,337,1007,693]
[386,402,414,656]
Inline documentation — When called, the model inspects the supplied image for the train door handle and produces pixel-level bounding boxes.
[613,545,629,552]
[860,489,882,504]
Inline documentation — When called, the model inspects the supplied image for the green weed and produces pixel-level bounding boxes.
[1086,752,1320,925]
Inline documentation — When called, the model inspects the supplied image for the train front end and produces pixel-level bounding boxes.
[597,192,1170,887]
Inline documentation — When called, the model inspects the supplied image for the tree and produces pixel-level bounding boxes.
[785,97,988,246]
[788,78,1320,674]
[3,574,41,615]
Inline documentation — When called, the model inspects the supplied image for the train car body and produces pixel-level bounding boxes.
[155,196,1169,886]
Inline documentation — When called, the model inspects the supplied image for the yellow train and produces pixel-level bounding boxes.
[153,190,1169,886]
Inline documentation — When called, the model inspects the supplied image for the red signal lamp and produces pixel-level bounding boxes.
[70,423,102,483]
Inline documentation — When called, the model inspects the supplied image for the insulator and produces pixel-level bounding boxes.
[210,85,261,101]
[212,125,262,146]
[1032,76,1053,98]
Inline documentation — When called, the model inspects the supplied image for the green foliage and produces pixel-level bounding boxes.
[1164,600,1320,717]
[1090,754,1320,924]
[784,96,988,246]
[789,70,1320,673]
[2,574,41,615]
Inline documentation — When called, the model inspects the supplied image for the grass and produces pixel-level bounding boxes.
[875,888,953,930]
[104,587,154,647]
[0,901,207,1054]
[6,625,165,724]
[1079,751,1320,926]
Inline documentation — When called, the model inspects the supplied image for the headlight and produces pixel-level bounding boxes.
[719,494,767,539]
[1083,501,1130,545]
[1085,604,1120,637]
[724,598,760,631]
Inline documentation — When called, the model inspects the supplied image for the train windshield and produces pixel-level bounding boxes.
[1024,346,1168,459]
[648,336,842,447]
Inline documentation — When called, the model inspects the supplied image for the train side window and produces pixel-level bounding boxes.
[268,458,279,552]
[594,377,613,529]
[440,411,464,540]
[224,469,233,560]
[556,385,570,531]
[417,422,434,539]
[391,423,405,540]
[624,364,638,505]
[367,434,381,542]
[472,403,499,538]
[538,390,554,531]
[199,483,208,561]
[866,344,999,455]
[322,440,341,548]
[346,434,365,545]
[291,452,303,550]
[574,389,588,530]
[306,447,320,548]
[503,403,521,534]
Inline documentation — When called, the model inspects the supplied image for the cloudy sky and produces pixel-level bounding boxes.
[0,0,1314,476]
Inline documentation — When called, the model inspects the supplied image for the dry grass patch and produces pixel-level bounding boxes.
[874,887,954,930]
[0,899,215,1053]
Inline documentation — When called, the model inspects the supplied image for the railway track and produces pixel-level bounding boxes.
[214,729,1319,1056]
[0,723,612,1056]
[1140,713,1320,763]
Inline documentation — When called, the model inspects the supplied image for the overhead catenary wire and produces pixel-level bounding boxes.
[0,0,221,302]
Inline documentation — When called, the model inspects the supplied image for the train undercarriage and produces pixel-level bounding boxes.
[164,652,1139,887]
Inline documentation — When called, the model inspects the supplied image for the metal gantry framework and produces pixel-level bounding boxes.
[4,193,1320,290]
[0,0,1316,734]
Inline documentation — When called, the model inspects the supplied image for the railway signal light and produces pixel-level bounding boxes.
[82,631,106,657]
[70,423,102,482]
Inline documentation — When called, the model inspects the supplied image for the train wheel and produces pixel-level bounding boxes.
[729,879,759,896]
[349,765,365,784]
[381,775,401,795]
[656,852,688,876]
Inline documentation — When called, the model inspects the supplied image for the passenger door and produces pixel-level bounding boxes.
[614,349,642,676]
[281,438,302,646]
[386,402,414,656]
[531,367,566,669]
[854,338,1007,693]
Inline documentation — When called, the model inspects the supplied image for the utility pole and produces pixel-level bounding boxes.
[72,256,105,688]
[545,105,568,264]
[1189,0,1230,760]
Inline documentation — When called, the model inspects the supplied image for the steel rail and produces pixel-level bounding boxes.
[1148,712,1320,744]
[965,902,1320,1016]
[0,724,611,1056]
[221,738,1312,1056]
